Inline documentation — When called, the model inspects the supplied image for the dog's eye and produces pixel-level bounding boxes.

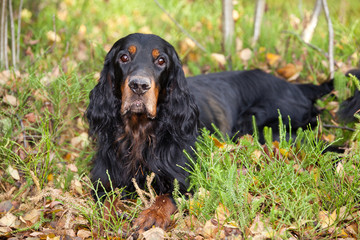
[120,54,130,63]
[157,57,166,66]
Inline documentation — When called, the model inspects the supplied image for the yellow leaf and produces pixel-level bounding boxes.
[279,148,289,158]
[210,136,225,148]
[46,31,61,43]
[266,53,281,66]
[322,133,335,142]
[21,9,32,21]
[47,173,54,182]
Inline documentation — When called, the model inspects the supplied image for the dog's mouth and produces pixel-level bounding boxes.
[122,98,155,119]
[121,90,158,119]
[130,99,146,113]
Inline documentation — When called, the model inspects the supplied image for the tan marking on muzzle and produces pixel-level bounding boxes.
[121,76,159,119]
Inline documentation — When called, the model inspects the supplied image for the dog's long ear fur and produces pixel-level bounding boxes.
[86,49,120,140]
[162,47,199,139]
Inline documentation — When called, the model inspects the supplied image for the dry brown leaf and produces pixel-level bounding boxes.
[77,229,92,239]
[202,219,218,238]
[0,201,13,213]
[0,70,11,85]
[215,202,230,225]
[67,164,78,173]
[71,179,83,195]
[3,94,18,107]
[276,63,302,81]
[7,165,20,181]
[141,227,166,240]
[266,53,281,67]
[322,133,335,142]
[249,215,274,238]
[70,132,89,148]
[251,149,262,163]
[346,223,358,236]
[318,210,336,229]
[25,112,37,123]
[23,209,41,224]
[0,226,11,233]
[0,212,17,227]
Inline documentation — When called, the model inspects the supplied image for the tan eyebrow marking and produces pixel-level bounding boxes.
[152,49,160,59]
[128,45,137,54]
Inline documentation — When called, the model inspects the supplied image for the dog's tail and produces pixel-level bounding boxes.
[337,69,360,123]
[296,79,334,102]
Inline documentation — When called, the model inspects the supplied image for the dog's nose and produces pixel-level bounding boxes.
[128,77,151,95]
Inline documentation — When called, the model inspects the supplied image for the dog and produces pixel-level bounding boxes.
[86,33,333,231]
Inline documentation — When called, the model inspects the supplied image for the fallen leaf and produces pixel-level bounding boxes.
[141,227,166,240]
[7,165,20,180]
[71,179,83,195]
[318,210,336,229]
[47,31,61,43]
[0,212,17,227]
[276,63,302,81]
[210,136,225,149]
[202,219,218,238]
[239,48,252,62]
[25,112,37,123]
[215,202,230,225]
[0,226,11,234]
[0,201,13,213]
[77,229,92,239]
[322,133,335,142]
[211,53,226,66]
[23,209,41,224]
[346,223,358,235]
[266,53,281,67]
[67,164,78,173]
[70,132,89,148]
[3,94,18,107]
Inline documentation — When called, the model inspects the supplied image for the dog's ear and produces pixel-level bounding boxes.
[161,47,199,137]
[86,49,120,139]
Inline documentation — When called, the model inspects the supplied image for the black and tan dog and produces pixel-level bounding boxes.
[86,33,333,231]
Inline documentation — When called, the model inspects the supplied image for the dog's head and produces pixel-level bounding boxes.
[87,33,199,137]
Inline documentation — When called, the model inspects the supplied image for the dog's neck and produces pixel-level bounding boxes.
[116,113,156,174]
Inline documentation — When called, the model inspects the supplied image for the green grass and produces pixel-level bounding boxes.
[1,0,360,238]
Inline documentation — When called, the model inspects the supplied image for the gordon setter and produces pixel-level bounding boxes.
[86,33,333,231]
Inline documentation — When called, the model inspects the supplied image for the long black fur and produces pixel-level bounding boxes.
[87,34,198,199]
[188,70,333,142]
[86,33,333,199]
[338,69,360,123]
